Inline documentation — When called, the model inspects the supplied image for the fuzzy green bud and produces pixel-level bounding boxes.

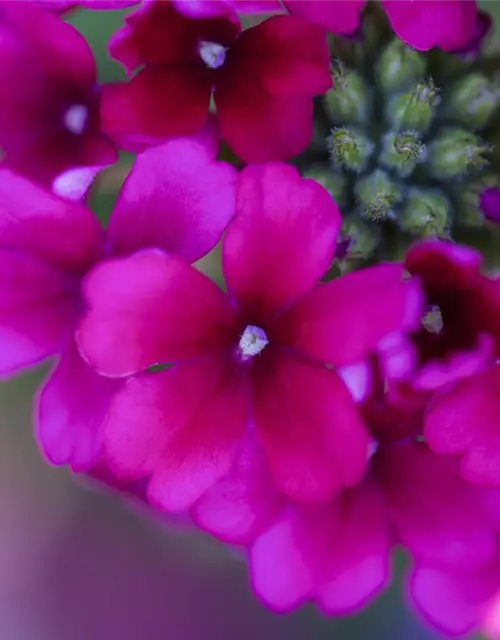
[428,128,492,180]
[355,169,402,222]
[324,60,371,125]
[376,39,427,95]
[399,189,450,237]
[303,164,348,208]
[444,72,500,130]
[328,127,374,173]
[380,130,427,177]
[387,78,440,133]
[339,217,379,261]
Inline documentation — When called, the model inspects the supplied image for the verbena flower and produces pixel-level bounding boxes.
[76,163,421,511]
[0,135,236,470]
[100,1,331,160]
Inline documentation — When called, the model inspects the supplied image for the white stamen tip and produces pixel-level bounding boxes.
[199,41,226,69]
[239,325,268,358]
[64,104,89,135]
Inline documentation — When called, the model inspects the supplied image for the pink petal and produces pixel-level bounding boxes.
[223,163,340,320]
[278,263,423,367]
[283,0,365,35]
[425,366,500,486]
[229,15,331,96]
[252,349,370,503]
[373,442,496,568]
[0,170,104,273]
[192,437,283,543]
[78,250,238,377]
[317,482,390,614]
[103,353,248,511]
[216,74,315,162]
[0,250,80,374]
[381,0,477,52]
[51,166,103,202]
[106,138,236,262]
[100,68,212,152]
[409,562,498,636]
[35,340,121,472]
[173,0,282,17]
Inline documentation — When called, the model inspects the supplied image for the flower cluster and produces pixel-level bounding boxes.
[1,0,500,637]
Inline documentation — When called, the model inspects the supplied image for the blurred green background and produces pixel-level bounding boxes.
[1,3,500,639]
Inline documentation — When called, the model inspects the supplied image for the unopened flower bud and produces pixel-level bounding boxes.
[303,164,348,208]
[387,78,440,133]
[324,60,370,125]
[399,189,450,237]
[328,127,374,173]
[428,128,492,180]
[444,72,500,130]
[376,39,426,95]
[452,175,500,227]
[339,217,379,261]
[380,130,426,177]
[355,169,402,222]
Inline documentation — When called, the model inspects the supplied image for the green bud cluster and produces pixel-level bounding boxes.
[300,4,500,269]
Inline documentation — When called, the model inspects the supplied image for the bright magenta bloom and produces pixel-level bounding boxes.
[0,135,236,470]
[101,2,331,160]
[77,163,421,511]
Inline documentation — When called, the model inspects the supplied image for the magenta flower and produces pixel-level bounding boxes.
[0,2,118,199]
[77,163,422,511]
[400,240,497,392]
[480,187,500,225]
[0,136,236,471]
[194,417,496,615]
[101,2,331,161]
[173,0,284,18]
[380,0,478,52]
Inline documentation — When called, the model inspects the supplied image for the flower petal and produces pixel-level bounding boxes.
[278,263,422,367]
[373,442,496,568]
[0,249,80,374]
[78,250,238,377]
[0,170,104,273]
[425,366,500,486]
[192,437,283,544]
[35,340,121,472]
[283,0,365,35]
[253,349,369,503]
[223,163,340,320]
[103,353,248,511]
[101,67,212,152]
[106,138,236,262]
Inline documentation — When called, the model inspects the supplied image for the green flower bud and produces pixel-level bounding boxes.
[303,163,348,208]
[355,169,402,222]
[428,128,492,180]
[387,78,440,133]
[339,217,379,261]
[327,127,374,173]
[444,72,500,131]
[452,174,500,227]
[324,60,371,125]
[399,188,450,237]
[379,130,427,177]
[376,39,427,95]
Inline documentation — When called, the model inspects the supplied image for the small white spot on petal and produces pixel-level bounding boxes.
[337,361,371,403]
[239,325,268,359]
[199,41,227,69]
[63,104,89,135]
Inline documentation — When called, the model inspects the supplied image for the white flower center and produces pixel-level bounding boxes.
[63,104,89,135]
[239,325,268,358]
[421,304,444,334]
[199,41,226,69]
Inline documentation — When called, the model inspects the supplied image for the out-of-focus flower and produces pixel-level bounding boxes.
[0,3,118,199]
[101,2,331,161]
[77,162,422,512]
[380,0,477,52]
[481,188,500,225]
[0,135,237,471]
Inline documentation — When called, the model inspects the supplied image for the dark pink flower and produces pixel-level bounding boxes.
[453,9,492,57]
[381,0,478,52]
[480,187,500,224]
[0,136,236,471]
[401,240,497,392]
[173,0,284,18]
[101,2,331,161]
[77,162,422,512]
[33,0,138,11]
[0,2,118,199]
